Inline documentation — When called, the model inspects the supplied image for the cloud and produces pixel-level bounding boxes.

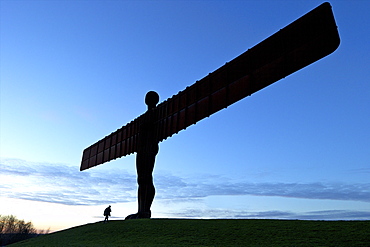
[155,174,370,203]
[1,158,370,210]
[164,208,370,220]
[0,158,137,206]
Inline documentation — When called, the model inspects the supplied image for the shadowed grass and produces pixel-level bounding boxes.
[10,219,370,246]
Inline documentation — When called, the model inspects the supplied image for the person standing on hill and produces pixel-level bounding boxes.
[103,205,111,223]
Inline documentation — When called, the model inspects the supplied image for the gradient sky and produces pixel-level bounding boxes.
[1,0,369,232]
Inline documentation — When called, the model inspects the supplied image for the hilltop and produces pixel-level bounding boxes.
[10,219,370,246]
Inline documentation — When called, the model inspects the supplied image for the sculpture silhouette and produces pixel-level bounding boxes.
[80,2,340,220]
[125,91,159,219]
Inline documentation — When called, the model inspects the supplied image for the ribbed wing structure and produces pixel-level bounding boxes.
[154,2,340,142]
[81,2,340,171]
[80,116,143,170]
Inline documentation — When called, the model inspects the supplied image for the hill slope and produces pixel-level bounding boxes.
[10,219,370,247]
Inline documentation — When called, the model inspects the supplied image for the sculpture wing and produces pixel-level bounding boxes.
[154,2,340,142]
[80,115,143,171]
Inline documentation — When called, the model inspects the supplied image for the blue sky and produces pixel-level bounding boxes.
[1,0,369,231]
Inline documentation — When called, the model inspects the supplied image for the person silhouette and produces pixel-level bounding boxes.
[125,91,159,220]
[104,205,111,222]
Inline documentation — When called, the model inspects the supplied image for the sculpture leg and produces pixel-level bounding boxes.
[126,151,156,219]
[137,173,155,217]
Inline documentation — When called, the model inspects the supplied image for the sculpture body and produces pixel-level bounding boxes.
[126,92,159,219]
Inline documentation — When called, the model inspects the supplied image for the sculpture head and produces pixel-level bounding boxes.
[145,91,159,109]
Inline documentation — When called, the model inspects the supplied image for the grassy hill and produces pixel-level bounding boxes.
[10,219,370,246]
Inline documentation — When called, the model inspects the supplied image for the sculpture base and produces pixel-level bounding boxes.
[125,211,151,220]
